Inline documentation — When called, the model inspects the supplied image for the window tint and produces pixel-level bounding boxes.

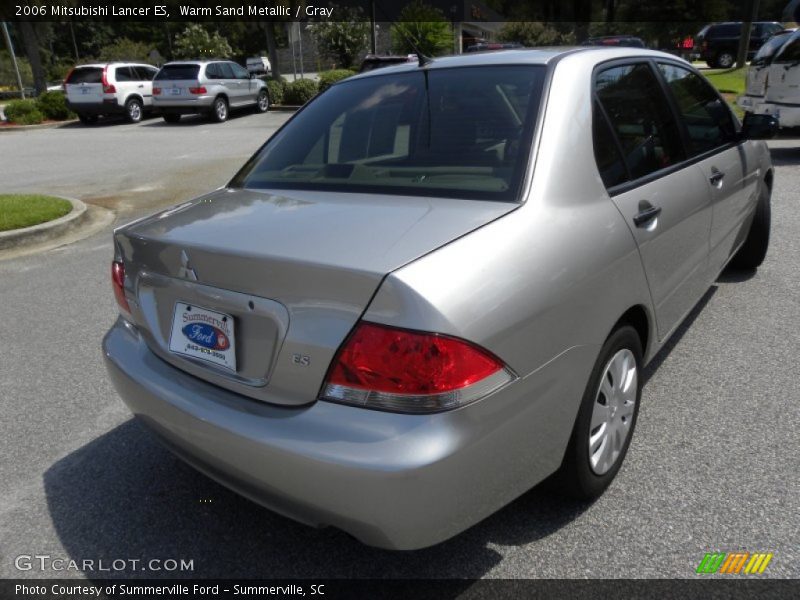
[218,63,236,79]
[135,66,158,81]
[114,67,135,82]
[66,67,102,84]
[593,103,628,189]
[595,63,684,181]
[712,24,740,37]
[658,63,737,155]
[230,63,249,79]
[155,64,200,80]
[775,38,800,63]
[232,66,545,201]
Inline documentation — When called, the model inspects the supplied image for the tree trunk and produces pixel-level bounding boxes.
[265,21,280,78]
[19,20,47,95]
[736,0,759,69]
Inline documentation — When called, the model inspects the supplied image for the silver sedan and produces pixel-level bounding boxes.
[103,47,776,550]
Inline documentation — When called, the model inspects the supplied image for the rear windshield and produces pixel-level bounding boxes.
[155,64,200,80]
[231,66,546,201]
[66,67,102,84]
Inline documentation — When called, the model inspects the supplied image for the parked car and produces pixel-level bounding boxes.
[358,54,417,73]
[737,29,796,114]
[695,21,784,68]
[152,60,269,123]
[64,62,159,124]
[581,35,646,48]
[104,47,776,550]
[245,56,271,76]
[740,28,800,128]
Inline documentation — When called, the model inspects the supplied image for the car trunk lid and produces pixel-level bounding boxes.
[114,187,516,406]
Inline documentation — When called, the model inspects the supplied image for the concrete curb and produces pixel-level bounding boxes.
[0,119,78,132]
[270,105,301,112]
[0,196,90,251]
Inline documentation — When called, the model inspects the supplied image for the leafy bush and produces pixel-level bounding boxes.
[174,24,233,60]
[36,91,74,120]
[4,99,44,125]
[265,79,285,105]
[97,38,155,63]
[283,79,318,105]
[317,69,355,93]
[499,22,576,46]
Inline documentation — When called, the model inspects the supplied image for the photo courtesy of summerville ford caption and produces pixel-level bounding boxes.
[103,47,776,550]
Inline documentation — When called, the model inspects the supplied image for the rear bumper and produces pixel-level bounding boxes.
[103,318,594,549]
[153,96,214,115]
[66,98,125,116]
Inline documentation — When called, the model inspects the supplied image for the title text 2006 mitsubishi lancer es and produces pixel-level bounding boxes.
[103,47,776,549]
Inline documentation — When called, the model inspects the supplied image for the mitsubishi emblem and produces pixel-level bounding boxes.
[178,250,198,281]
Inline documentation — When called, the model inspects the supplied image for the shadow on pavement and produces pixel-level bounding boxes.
[768,146,800,167]
[45,418,592,579]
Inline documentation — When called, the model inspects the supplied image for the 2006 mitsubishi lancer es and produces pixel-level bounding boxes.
[103,47,776,550]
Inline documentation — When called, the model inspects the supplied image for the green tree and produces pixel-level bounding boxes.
[173,24,233,60]
[0,51,33,88]
[390,1,454,57]
[97,38,154,63]
[307,7,370,69]
[499,22,576,46]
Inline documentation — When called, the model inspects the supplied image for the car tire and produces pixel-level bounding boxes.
[210,97,228,123]
[556,325,643,500]
[730,180,771,270]
[716,51,735,69]
[255,89,270,113]
[77,114,98,125]
[125,98,143,124]
[162,114,181,124]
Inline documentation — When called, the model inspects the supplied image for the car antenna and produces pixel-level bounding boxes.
[372,0,433,67]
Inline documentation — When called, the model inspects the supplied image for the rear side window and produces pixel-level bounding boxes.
[593,103,628,189]
[218,63,236,79]
[66,67,102,84]
[155,65,200,80]
[595,63,685,181]
[657,63,737,156]
[232,66,545,201]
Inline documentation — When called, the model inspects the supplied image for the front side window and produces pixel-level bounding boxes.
[114,67,135,82]
[230,63,249,79]
[658,63,737,155]
[232,66,545,201]
[774,37,800,63]
[595,63,685,181]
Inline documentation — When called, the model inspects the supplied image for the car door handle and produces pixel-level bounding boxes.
[633,204,662,227]
[709,169,725,185]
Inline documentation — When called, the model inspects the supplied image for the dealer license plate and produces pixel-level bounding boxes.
[168,302,237,371]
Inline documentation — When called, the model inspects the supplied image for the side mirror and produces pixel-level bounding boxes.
[741,113,779,139]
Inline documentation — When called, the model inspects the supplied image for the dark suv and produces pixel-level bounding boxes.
[696,22,784,68]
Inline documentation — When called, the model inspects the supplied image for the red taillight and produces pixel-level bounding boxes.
[321,322,513,413]
[189,86,207,94]
[152,86,161,95]
[102,65,116,94]
[111,261,131,315]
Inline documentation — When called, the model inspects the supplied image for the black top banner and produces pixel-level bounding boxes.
[2,0,793,23]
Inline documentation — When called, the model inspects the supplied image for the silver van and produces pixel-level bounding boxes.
[152,60,270,123]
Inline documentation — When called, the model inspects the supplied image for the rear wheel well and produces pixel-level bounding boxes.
[125,94,143,105]
[764,169,773,192]
[612,306,649,357]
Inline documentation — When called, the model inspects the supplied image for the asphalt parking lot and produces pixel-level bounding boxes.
[0,112,798,579]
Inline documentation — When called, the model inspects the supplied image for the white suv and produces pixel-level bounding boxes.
[64,62,159,124]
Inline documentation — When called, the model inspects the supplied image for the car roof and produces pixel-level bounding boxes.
[72,62,152,69]
[347,47,687,82]
[161,60,232,65]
